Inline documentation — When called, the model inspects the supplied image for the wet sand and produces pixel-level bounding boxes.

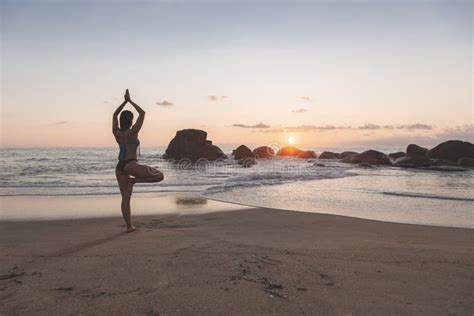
[0,201,472,315]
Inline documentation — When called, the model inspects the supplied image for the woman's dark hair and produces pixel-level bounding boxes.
[119,110,134,131]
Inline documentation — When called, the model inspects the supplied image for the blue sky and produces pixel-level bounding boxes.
[1,0,472,147]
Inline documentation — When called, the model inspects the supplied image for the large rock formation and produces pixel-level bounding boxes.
[406,144,428,158]
[426,140,474,162]
[163,129,227,161]
[341,150,390,165]
[252,146,275,159]
[232,145,253,160]
[458,157,474,167]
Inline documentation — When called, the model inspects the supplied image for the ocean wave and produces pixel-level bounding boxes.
[381,191,474,202]
[0,188,203,197]
[0,181,220,188]
[204,168,355,194]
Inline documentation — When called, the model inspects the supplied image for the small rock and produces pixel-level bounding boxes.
[319,151,339,159]
[389,151,405,159]
[233,145,253,160]
[252,146,275,159]
[406,144,428,158]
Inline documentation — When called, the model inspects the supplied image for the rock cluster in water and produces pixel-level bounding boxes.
[331,140,474,170]
[163,129,473,171]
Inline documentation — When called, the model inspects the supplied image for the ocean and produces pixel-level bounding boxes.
[0,147,472,228]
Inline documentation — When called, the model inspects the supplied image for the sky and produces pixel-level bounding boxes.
[1,0,472,148]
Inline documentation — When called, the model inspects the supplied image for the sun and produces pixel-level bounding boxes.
[288,136,296,144]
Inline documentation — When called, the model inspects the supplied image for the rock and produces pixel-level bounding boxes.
[298,150,317,159]
[319,151,339,159]
[232,145,253,160]
[358,162,374,168]
[277,146,305,157]
[351,150,390,165]
[406,144,428,157]
[340,154,359,164]
[195,144,227,161]
[252,146,275,159]
[164,129,227,161]
[339,151,358,159]
[426,140,474,162]
[389,152,405,159]
[393,156,431,168]
[458,157,474,167]
[238,157,257,167]
[430,159,458,167]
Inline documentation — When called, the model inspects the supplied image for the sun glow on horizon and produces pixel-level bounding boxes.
[288,136,296,144]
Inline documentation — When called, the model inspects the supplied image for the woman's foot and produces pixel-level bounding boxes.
[126,225,136,233]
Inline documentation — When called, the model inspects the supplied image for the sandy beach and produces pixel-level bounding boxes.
[1,198,472,315]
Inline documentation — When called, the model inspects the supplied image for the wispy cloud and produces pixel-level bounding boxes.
[156,100,175,106]
[260,123,433,133]
[232,122,271,129]
[435,124,474,140]
[397,123,433,130]
[299,96,311,101]
[292,108,309,113]
[48,121,68,126]
[208,95,229,101]
[346,124,474,147]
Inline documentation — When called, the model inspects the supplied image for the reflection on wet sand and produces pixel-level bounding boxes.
[175,195,208,207]
[0,193,251,221]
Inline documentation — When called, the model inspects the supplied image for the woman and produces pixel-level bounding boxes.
[113,89,164,232]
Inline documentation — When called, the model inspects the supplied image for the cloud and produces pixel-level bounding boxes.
[396,123,433,130]
[292,108,309,113]
[155,100,174,106]
[345,125,473,147]
[49,121,68,126]
[262,125,342,133]
[208,95,229,101]
[232,122,271,129]
[299,96,311,101]
[261,123,434,133]
[435,124,474,140]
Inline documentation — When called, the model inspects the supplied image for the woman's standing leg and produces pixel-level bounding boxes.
[116,168,135,232]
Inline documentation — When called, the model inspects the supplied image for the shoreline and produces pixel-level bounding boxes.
[1,192,472,230]
[1,198,473,315]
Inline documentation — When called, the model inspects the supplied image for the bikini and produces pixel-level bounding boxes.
[116,138,140,172]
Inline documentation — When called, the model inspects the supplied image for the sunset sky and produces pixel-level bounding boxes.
[1,0,472,148]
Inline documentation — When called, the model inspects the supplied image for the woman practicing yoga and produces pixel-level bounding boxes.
[113,89,164,232]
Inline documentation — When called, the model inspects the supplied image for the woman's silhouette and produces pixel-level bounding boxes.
[113,89,164,232]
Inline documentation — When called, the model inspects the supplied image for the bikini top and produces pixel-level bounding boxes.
[118,138,140,161]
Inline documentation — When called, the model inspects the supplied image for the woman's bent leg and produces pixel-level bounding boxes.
[125,162,164,183]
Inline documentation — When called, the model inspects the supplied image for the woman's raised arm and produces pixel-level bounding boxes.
[112,91,128,133]
[128,92,145,133]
